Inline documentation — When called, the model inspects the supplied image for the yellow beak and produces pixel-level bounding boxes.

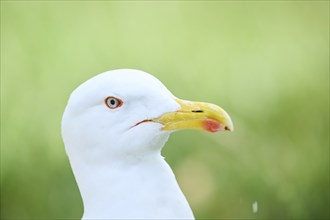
[153,99,233,132]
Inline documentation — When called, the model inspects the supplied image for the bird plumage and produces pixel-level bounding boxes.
[62,69,232,219]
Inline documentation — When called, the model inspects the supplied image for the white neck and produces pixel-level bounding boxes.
[69,153,194,219]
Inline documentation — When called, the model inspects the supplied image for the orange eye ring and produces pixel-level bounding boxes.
[105,96,123,109]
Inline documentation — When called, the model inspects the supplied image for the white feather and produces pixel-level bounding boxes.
[62,69,194,219]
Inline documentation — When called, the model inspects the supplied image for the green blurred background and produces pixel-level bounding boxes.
[1,1,329,219]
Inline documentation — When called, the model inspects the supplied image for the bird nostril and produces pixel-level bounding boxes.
[192,110,204,113]
[225,126,230,131]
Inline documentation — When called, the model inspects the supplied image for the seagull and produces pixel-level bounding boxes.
[61,69,233,219]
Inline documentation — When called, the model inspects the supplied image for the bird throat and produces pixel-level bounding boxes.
[69,155,195,219]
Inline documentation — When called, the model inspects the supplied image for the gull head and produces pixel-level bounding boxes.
[62,69,233,164]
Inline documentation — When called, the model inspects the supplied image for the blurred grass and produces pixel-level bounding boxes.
[1,1,329,219]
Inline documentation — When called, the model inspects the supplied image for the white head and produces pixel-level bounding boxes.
[62,69,233,165]
[62,69,233,219]
[62,69,181,165]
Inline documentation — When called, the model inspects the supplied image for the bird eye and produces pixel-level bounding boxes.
[105,96,123,109]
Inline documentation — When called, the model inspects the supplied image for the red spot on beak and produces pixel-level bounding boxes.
[202,119,224,132]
